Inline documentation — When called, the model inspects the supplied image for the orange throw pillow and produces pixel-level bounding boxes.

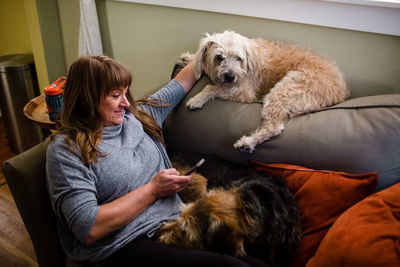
[250,162,378,267]
[307,182,400,267]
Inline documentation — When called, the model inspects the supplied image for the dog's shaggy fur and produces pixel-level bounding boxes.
[157,155,302,266]
[185,30,349,152]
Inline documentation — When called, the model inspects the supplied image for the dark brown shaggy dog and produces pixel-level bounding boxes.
[156,154,302,266]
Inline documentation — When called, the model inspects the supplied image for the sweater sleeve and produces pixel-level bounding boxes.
[139,79,186,127]
[46,137,99,243]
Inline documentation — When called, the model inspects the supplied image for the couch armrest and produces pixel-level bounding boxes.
[2,138,66,267]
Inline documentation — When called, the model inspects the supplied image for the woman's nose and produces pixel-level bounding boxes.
[121,95,130,108]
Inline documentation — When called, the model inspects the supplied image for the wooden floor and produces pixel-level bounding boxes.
[0,117,39,267]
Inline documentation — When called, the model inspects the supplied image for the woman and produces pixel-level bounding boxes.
[46,55,267,267]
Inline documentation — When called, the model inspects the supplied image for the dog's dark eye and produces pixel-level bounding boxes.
[236,56,242,61]
[216,55,224,63]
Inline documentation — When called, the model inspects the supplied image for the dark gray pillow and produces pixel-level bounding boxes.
[164,65,400,191]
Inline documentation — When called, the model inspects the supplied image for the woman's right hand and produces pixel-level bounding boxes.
[148,168,192,199]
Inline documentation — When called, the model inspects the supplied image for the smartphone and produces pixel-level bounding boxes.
[184,158,205,175]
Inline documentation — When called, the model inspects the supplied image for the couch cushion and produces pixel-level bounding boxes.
[164,63,400,191]
[306,182,400,267]
[250,162,378,267]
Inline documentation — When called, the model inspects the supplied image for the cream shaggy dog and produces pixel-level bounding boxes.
[185,30,349,152]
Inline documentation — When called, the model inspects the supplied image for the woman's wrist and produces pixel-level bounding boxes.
[142,181,158,203]
[174,60,197,93]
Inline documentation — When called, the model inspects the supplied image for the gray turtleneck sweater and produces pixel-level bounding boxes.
[46,80,185,262]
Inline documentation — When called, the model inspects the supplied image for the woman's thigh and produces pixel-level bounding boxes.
[104,238,268,267]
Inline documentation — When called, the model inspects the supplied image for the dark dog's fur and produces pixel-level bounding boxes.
[156,154,302,266]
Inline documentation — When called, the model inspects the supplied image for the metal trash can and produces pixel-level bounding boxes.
[0,54,41,154]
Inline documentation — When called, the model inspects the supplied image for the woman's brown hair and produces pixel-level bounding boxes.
[53,55,167,166]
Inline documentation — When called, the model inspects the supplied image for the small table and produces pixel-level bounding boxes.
[23,95,56,129]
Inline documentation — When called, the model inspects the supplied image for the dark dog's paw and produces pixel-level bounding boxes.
[179,52,195,63]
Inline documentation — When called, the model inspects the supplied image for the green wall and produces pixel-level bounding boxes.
[0,0,67,92]
[2,0,399,99]
[0,0,32,56]
[35,0,66,84]
[57,0,80,72]
[58,0,400,99]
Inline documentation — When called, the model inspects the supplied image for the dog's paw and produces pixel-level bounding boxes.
[186,96,205,109]
[235,246,246,257]
[233,136,256,153]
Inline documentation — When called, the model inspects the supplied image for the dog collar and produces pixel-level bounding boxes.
[248,193,263,218]
[254,197,263,217]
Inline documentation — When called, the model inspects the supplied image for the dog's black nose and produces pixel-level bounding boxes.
[224,72,235,83]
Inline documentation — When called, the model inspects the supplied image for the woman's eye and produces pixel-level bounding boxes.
[112,94,120,98]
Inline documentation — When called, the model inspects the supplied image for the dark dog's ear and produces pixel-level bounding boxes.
[194,33,214,79]
[205,218,244,256]
[157,220,180,245]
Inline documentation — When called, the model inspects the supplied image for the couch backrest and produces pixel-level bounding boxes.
[2,138,66,267]
[165,62,400,191]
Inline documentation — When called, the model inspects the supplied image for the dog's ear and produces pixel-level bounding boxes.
[194,33,214,79]
[205,217,244,256]
[157,220,180,245]
[244,41,258,76]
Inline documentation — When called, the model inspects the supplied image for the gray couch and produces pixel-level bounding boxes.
[3,62,400,266]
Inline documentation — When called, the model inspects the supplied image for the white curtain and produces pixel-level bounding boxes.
[78,0,103,56]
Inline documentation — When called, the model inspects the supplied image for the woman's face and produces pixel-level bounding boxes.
[98,87,130,126]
